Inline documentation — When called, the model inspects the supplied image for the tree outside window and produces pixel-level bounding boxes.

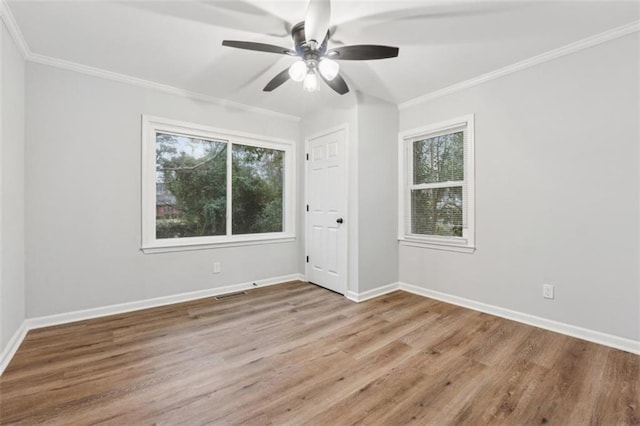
[155,132,284,240]
[410,131,464,237]
[400,114,475,252]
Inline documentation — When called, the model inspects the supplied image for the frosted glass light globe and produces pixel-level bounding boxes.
[318,59,339,81]
[288,61,307,82]
[303,71,319,92]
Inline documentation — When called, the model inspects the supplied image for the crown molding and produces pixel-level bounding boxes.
[399,20,640,110]
[0,0,31,58]
[2,0,637,121]
[28,53,301,122]
[0,0,300,122]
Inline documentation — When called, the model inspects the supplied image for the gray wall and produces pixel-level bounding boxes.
[1,22,26,350]
[8,23,639,350]
[399,34,639,340]
[300,96,399,294]
[25,63,300,318]
[356,95,399,292]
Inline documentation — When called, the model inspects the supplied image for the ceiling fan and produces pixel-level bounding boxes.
[221,0,399,95]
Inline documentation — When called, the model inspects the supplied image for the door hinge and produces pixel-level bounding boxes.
[306,153,309,160]
[306,256,309,263]
[306,204,309,212]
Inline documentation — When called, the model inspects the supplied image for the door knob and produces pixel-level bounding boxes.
[336,218,344,224]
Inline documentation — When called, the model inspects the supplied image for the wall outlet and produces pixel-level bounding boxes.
[213,262,221,274]
[543,284,554,299]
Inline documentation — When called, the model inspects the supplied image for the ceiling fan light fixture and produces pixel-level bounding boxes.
[288,60,307,82]
[318,58,339,81]
[303,70,320,92]
[222,0,398,96]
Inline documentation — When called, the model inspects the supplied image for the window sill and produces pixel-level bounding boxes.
[399,237,476,254]
[141,235,296,254]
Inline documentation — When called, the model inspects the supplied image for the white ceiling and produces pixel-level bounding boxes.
[7,0,640,117]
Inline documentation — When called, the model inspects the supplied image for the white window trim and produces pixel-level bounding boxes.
[141,115,296,253]
[398,114,476,253]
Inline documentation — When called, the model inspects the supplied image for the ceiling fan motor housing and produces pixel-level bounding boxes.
[220,1,399,96]
[292,21,329,58]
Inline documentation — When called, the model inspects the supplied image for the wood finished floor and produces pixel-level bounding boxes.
[0,281,638,425]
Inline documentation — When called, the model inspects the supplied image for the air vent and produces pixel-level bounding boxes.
[215,291,247,300]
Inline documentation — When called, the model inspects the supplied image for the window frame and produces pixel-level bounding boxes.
[398,114,475,253]
[141,115,296,253]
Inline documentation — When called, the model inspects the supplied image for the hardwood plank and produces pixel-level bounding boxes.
[377,355,490,425]
[0,281,637,425]
[221,341,418,425]
[451,355,548,424]
[589,347,640,425]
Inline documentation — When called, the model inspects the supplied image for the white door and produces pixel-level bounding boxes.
[306,127,347,294]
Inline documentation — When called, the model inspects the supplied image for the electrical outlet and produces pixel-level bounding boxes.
[213,262,221,274]
[543,284,554,299]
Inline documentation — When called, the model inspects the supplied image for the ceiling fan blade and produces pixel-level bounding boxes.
[320,72,349,95]
[304,0,331,46]
[263,68,291,92]
[327,45,399,60]
[222,40,295,56]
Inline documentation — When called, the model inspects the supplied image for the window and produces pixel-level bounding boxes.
[142,116,295,253]
[399,114,475,253]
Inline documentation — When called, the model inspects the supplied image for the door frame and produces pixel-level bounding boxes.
[304,123,349,295]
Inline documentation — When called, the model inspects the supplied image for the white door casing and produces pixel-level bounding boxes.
[305,126,347,294]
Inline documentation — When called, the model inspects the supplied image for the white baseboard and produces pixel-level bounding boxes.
[3,275,636,376]
[346,282,400,302]
[0,322,28,376]
[26,274,304,330]
[399,282,640,355]
[0,273,304,375]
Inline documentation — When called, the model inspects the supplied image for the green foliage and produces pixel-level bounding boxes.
[232,145,283,234]
[156,219,201,239]
[411,132,464,237]
[158,136,227,237]
[411,187,463,237]
[155,133,283,239]
[413,131,464,184]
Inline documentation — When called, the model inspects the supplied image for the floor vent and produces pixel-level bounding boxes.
[215,291,247,300]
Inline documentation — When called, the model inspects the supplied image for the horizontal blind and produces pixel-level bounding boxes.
[405,122,468,238]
